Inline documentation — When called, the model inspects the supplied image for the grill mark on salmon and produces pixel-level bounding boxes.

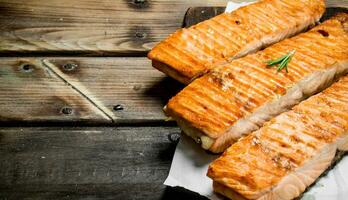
[183,29,222,59]
[216,15,250,41]
[220,64,276,100]
[207,19,241,50]
[148,0,325,84]
[158,41,202,74]
[208,76,348,200]
[188,89,236,125]
[161,42,200,69]
[176,30,217,62]
[202,84,244,118]
[203,75,254,116]
[210,18,245,45]
[165,14,348,153]
[256,135,303,165]
[223,71,270,102]
[236,59,289,95]
[193,85,246,120]
[193,24,226,50]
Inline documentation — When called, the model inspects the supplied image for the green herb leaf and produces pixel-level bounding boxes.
[265,50,295,73]
[266,54,288,66]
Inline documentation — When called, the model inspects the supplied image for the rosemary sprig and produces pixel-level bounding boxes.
[266,50,296,73]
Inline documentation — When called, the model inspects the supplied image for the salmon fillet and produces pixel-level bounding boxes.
[148,0,325,84]
[207,75,348,200]
[164,14,348,153]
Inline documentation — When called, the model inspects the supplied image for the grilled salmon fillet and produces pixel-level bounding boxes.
[165,14,348,153]
[207,75,348,200]
[148,0,325,84]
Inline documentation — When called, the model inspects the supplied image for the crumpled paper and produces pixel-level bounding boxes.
[164,2,348,199]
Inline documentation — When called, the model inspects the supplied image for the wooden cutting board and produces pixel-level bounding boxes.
[183,6,348,28]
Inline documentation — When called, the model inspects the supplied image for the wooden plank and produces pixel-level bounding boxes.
[0,57,182,123]
[0,0,232,56]
[326,0,348,7]
[42,57,183,123]
[0,58,111,123]
[0,0,345,55]
[0,126,208,200]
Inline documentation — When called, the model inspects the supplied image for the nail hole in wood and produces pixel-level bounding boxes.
[135,31,146,39]
[133,0,146,5]
[129,0,149,9]
[21,64,34,72]
[133,84,142,91]
[63,63,78,71]
[61,107,73,115]
[168,133,180,143]
[317,29,329,37]
[235,20,241,25]
[113,104,124,111]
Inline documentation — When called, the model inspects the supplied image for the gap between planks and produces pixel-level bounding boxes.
[41,59,115,123]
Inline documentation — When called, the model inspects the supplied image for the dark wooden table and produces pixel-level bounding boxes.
[0,0,347,199]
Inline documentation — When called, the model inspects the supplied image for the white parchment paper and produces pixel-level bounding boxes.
[164,2,348,199]
[164,134,220,200]
[165,135,348,200]
[225,1,254,13]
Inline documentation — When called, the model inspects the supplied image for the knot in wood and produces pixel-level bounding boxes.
[21,64,34,72]
[63,63,78,71]
[130,0,149,9]
[133,0,146,5]
[133,84,142,91]
[61,107,73,115]
[135,31,146,39]
[113,104,124,111]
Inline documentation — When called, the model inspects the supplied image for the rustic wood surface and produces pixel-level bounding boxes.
[0,57,183,123]
[326,0,348,7]
[0,58,110,123]
[0,1,347,200]
[0,127,207,200]
[43,57,183,123]
[0,0,233,56]
[0,3,347,124]
[0,0,344,56]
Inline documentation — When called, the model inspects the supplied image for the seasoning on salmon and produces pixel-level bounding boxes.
[207,75,348,200]
[164,13,348,153]
[148,0,325,84]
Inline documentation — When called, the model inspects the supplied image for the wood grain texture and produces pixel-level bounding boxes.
[326,0,348,7]
[0,0,345,55]
[42,57,183,123]
[0,0,232,56]
[0,58,111,123]
[0,57,182,123]
[0,126,208,200]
